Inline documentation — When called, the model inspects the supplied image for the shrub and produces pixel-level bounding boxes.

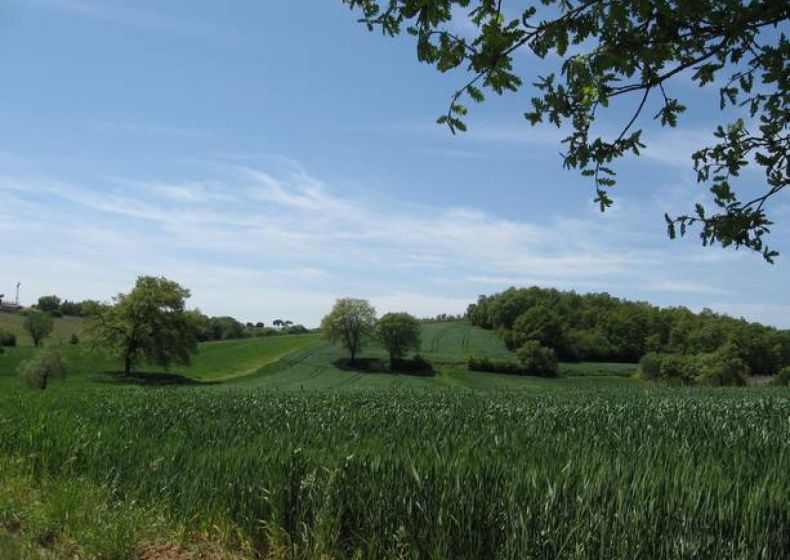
[771,366,790,387]
[659,354,697,385]
[69,334,80,345]
[516,341,559,377]
[392,354,434,374]
[0,329,16,347]
[467,356,524,375]
[639,352,663,380]
[695,344,749,386]
[17,349,68,390]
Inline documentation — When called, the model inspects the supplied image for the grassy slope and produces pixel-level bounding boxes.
[0,334,320,389]
[231,322,639,392]
[0,319,637,392]
[0,311,85,346]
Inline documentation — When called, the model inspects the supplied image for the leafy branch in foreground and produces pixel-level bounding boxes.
[343,0,789,261]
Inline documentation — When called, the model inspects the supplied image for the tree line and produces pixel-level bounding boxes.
[467,287,790,380]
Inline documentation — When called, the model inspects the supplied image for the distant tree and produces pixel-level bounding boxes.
[516,341,559,377]
[87,276,198,376]
[36,295,61,314]
[24,311,54,347]
[255,322,265,328]
[204,316,246,341]
[321,298,377,363]
[59,300,83,316]
[273,319,284,329]
[377,312,421,364]
[18,348,68,390]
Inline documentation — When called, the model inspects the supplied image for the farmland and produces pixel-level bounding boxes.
[1,388,788,559]
[1,319,788,558]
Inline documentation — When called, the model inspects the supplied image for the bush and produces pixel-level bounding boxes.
[391,355,434,374]
[0,329,16,347]
[17,349,68,390]
[771,366,790,387]
[659,354,697,385]
[69,334,80,345]
[695,344,749,386]
[639,352,663,380]
[516,341,559,377]
[467,356,524,375]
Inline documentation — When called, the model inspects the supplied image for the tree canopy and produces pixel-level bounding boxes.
[377,312,422,363]
[321,298,378,362]
[87,276,198,376]
[23,310,53,347]
[343,0,789,261]
[468,286,790,376]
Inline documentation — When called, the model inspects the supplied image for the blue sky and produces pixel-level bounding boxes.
[1,0,788,327]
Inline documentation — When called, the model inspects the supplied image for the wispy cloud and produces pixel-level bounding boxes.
[0,158,781,326]
[18,0,242,41]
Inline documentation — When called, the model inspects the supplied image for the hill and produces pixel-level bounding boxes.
[0,321,635,392]
[0,311,85,346]
[0,333,320,389]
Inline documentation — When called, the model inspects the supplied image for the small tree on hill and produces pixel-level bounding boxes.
[37,295,62,314]
[377,312,421,365]
[24,310,54,347]
[87,276,198,376]
[321,298,377,363]
[18,348,68,390]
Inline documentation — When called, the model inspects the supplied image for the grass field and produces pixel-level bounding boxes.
[0,311,85,346]
[2,320,787,558]
[0,320,636,392]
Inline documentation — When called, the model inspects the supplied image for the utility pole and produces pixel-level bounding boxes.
[15,282,20,306]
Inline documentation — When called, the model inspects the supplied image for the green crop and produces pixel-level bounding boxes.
[0,387,787,559]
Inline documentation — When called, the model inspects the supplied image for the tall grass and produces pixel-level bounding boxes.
[0,387,788,559]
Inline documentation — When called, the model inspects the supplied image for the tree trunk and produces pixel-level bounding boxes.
[124,356,132,377]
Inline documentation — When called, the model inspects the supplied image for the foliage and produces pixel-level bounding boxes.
[86,276,198,376]
[344,0,789,260]
[36,294,61,314]
[639,352,663,380]
[69,334,80,345]
[468,286,790,375]
[516,340,559,377]
[467,355,528,375]
[16,348,68,390]
[377,312,421,362]
[321,298,378,362]
[23,310,54,347]
[772,366,790,386]
[0,329,16,347]
[0,388,787,558]
[695,343,749,386]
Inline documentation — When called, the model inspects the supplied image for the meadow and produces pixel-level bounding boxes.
[0,317,788,558]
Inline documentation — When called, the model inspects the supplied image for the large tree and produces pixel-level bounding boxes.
[87,276,198,376]
[24,310,54,347]
[321,298,378,362]
[377,312,422,363]
[342,0,788,261]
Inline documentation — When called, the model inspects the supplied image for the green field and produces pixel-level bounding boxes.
[1,320,788,558]
[0,311,85,346]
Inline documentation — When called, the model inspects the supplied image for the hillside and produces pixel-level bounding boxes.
[0,311,85,346]
[0,321,635,392]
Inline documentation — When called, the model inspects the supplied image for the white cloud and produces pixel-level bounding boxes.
[1,158,783,326]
